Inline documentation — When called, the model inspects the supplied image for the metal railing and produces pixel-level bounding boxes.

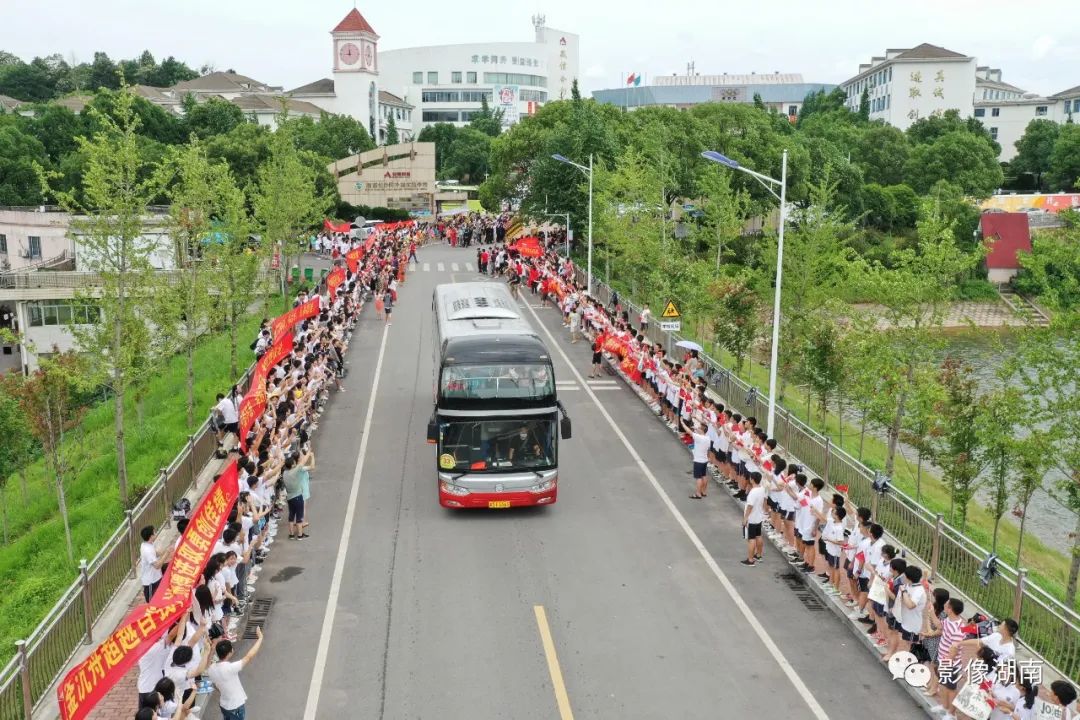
[577,270,1080,682]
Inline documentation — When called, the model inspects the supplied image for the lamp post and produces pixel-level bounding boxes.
[551,153,593,294]
[701,149,788,438]
[542,212,571,257]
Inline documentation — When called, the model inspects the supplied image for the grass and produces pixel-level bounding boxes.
[0,297,286,665]
[710,346,1075,607]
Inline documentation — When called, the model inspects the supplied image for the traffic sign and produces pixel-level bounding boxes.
[661,301,680,318]
[659,320,681,332]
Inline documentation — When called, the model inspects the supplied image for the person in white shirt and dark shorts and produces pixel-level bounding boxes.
[742,472,766,566]
[682,418,712,500]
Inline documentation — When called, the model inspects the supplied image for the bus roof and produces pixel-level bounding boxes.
[434,282,536,340]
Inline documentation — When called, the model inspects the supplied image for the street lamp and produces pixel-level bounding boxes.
[541,212,571,257]
[551,153,593,294]
[701,149,788,439]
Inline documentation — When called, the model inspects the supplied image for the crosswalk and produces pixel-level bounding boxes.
[419,262,474,272]
[555,378,621,392]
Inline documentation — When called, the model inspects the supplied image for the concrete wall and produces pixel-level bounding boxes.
[0,208,75,271]
[979,100,1066,161]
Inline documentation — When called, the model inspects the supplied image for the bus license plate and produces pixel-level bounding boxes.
[488,501,511,509]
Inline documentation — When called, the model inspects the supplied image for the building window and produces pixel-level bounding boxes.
[421,110,460,122]
[467,71,477,84]
[991,108,1000,117]
[427,71,438,84]
[27,301,100,327]
[788,105,797,116]
[1035,105,1048,116]
[412,71,422,84]
[28,236,41,259]
[990,127,999,141]
[519,89,547,102]
[483,72,546,88]
[0,234,6,254]
[974,108,985,117]
[451,71,462,84]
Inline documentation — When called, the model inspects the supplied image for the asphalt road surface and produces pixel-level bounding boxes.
[208,244,923,720]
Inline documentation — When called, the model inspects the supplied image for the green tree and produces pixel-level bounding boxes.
[0,123,47,205]
[253,114,330,295]
[469,94,503,137]
[854,124,910,186]
[796,87,848,126]
[898,365,944,501]
[976,378,1024,552]
[696,166,749,270]
[86,51,120,91]
[183,96,245,140]
[904,130,1003,197]
[385,114,399,145]
[0,375,37,540]
[0,60,54,101]
[1011,429,1052,567]
[1049,123,1080,191]
[20,104,85,162]
[38,86,166,506]
[907,108,999,153]
[442,126,490,183]
[205,122,273,195]
[928,357,984,531]
[9,351,90,564]
[709,273,760,374]
[1012,119,1060,191]
[570,78,581,102]
[417,122,458,176]
[754,93,767,112]
[855,209,976,476]
[858,88,870,121]
[159,140,229,428]
[1013,224,1080,310]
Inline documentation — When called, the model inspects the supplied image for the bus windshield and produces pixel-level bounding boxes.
[436,417,556,473]
[439,364,553,401]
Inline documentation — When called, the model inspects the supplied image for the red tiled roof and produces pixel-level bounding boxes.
[981,212,1031,269]
[333,9,376,34]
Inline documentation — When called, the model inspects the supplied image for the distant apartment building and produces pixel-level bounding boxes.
[840,44,1080,161]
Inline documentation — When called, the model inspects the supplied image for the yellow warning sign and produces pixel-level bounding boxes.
[439,453,456,470]
[661,301,681,318]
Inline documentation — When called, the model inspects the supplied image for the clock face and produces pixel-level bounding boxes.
[339,42,360,66]
[363,43,374,68]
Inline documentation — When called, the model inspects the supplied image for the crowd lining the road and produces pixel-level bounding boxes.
[131,222,421,720]
[465,222,1077,720]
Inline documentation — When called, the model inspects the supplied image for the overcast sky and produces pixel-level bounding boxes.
[4,0,1077,97]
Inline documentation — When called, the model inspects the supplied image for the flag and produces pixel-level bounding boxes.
[626,73,637,86]
[326,266,346,301]
[324,219,351,233]
[634,74,642,87]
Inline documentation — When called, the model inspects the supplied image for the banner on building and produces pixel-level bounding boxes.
[57,464,240,720]
[494,85,520,128]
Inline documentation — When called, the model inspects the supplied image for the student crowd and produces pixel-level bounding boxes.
[486,229,1077,720]
[130,222,421,720]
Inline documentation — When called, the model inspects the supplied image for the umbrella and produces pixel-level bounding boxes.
[676,340,703,352]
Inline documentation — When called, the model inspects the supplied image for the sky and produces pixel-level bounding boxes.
[3,0,1078,97]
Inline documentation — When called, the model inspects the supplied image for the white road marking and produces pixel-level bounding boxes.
[588,386,621,391]
[465,262,474,271]
[451,262,460,271]
[519,302,831,720]
[303,324,391,720]
[437,262,445,271]
[422,262,430,272]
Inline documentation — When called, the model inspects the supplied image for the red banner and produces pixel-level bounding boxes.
[512,236,542,258]
[252,331,294,390]
[58,464,241,720]
[324,219,351,233]
[326,266,346,301]
[270,298,319,340]
[602,335,630,359]
[238,383,266,452]
[345,246,363,274]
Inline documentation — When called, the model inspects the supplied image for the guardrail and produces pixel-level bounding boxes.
[0,371,259,719]
[576,270,1080,682]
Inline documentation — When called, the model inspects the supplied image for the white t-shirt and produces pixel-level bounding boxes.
[208,660,247,711]
[988,679,1021,720]
[823,519,845,557]
[690,433,710,463]
[745,486,766,524]
[897,582,927,634]
[137,637,171,692]
[215,396,239,424]
[980,632,1016,661]
[140,541,162,586]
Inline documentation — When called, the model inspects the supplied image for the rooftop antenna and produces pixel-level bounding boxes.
[686,60,695,76]
[532,13,546,30]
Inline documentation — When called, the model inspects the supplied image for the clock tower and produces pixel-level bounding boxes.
[331,8,379,140]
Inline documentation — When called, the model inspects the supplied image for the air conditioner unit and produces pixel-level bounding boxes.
[19,249,31,259]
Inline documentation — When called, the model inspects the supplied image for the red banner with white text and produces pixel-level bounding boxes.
[252,331,294,391]
[345,246,363,274]
[58,464,240,720]
[270,298,319,341]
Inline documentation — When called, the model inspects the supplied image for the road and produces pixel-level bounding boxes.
[209,244,923,720]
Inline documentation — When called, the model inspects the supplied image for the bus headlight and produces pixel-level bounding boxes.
[440,481,471,496]
[528,478,556,493]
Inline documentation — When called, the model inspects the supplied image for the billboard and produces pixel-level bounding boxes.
[494,84,519,128]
